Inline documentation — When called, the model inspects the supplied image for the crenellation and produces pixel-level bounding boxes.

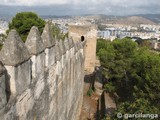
[42,23,56,68]
[0,30,30,66]
[0,30,31,96]
[25,26,45,55]
[25,26,45,80]
[41,22,55,48]
[0,23,86,120]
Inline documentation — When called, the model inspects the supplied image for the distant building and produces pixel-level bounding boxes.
[97,30,110,39]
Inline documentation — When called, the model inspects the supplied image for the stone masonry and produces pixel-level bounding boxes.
[0,23,85,120]
[68,25,97,74]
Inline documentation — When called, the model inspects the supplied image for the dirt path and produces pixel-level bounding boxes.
[79,83,117,120]
[79,81,100,120]
[79,59,116,120]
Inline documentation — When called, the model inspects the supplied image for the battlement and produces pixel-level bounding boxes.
[0,23,85,120]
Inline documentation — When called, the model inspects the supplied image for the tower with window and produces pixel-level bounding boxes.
[69,25,97,74]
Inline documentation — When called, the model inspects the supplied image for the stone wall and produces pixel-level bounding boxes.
[0,23,85,120]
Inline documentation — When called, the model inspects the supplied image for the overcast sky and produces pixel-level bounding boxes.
[0,0,160,16]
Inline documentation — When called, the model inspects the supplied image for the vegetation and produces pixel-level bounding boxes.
[0,43,3,50]
[135,39,151,47]
[52,23,68,40]
[87,87,94,97]
[97,38,160,119]
[8,12,45,42]
[0,33,6,42]
[0,33,7,50]
[98,24,106,31]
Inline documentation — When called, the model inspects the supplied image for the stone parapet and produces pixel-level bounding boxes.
[0,23,85,120]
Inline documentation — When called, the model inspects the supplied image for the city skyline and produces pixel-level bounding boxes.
[0,0,160,16]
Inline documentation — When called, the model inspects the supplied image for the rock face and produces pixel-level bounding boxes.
[0,24,85,120]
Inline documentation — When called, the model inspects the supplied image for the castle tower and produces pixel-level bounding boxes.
[69,25,97,74]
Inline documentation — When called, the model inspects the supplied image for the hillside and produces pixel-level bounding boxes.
[105,16,156,25]
[137,14,160,23]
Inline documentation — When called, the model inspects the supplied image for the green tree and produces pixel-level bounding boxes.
[9,12,45,42]
[113,98,159,120]
[96,38,160,118]
[130,48,160,104]
[97,38,138,100]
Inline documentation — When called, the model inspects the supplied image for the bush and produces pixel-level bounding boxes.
[104,82,116,93]
[87,87,93,97]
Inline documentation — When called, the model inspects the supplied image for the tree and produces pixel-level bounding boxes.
[113,98,159,120]
[97,38,138,99]
[96,38,160,118]
[9,12,45,42]
[130,48,160,104]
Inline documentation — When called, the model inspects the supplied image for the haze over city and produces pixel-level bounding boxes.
[0,0,160,16]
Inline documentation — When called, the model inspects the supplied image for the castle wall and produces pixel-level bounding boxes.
[0,24,85,120]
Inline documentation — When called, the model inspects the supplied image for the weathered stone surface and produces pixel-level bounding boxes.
[55,41,62,61]
[59,40,66,55]
[25,26,45,55]
[30,52,45,80]
[41,23,55,48]
[0,30,30,66]
[45,46,56,67]
[5,60,31,95]
[0,62,6,109]
[16,89,34,119]
[0,25,86,120]
[47,64,56,96]
[75,42,79,53]
[0,71,7,109]
[79,41,83,49]
[64,38,70,50]
[68,38,74,48]
[0,62,5,76]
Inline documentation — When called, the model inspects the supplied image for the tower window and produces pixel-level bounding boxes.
[81,36,85,42]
